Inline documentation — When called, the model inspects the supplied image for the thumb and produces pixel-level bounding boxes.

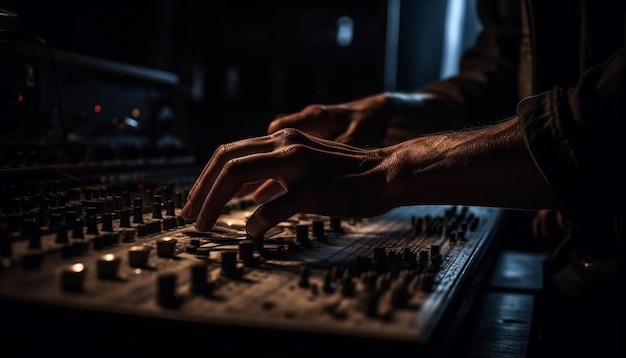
[245,191,301,238]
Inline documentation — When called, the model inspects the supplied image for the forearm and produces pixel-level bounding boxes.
[383,92,468,145]
[383,117,556,209]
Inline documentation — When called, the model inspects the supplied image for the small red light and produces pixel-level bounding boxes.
[93,104,102,113]
[17,93,24,103]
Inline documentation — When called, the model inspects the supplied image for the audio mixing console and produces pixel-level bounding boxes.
[0,175,505,357]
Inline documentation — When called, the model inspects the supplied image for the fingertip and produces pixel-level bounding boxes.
[180,202,194,220]
[246,196,297,238]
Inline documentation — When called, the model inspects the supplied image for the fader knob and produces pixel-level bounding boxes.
[220,249,239,277]
[0,223,12,257]
[156,237,177,258]
[60,262,87,292]
[157,272,180,308]
[312,220,326,241]
[86,215,98,235]
[119,209,131,227]
[165,199,176,216]
[71,218,84,239]
[128,245,152,268]
[296,224,310,246]
[152,202,163,219]
[96,253,121,279]
[22,218,42,249]
[101,212,113,232]
[133,206,144,224]
[190,262,211,295]
[330,217,343,233]
[238,239,255,265]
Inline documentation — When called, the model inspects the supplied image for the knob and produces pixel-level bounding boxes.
[71,218,84,239]
[312,220,326,241]
[330,217,343,233]
[132,206,143,224]
[119,209,131,228]
[52,221,69,244]
[238,239,255,265]
[157,272,180,308]
[85,215,98,235]
[190,262,211,295]
[156,237,177,258]
[101,212,113,232]
[22,218,41,249]
[165,199,176,216]
[220,249,239,277]
[296,224,310,246]
[96,253,121,279]
[128,245,152,268]
[152,202,163,219]
[0,223,13,257]
[60,262,87,292]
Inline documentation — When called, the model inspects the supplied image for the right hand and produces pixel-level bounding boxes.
[267,92,394,148]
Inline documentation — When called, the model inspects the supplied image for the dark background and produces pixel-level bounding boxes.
[2,0,481,163]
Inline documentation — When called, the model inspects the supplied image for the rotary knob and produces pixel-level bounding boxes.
[60,262,87,292]
[96,253,121,279]
[128,245,152,268]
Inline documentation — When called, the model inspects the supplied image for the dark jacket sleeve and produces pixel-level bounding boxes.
[516,45,626,231]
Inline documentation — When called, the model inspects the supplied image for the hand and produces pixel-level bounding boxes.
[267,93,393,148]
[233,92,439,200]
[181,128,399,237]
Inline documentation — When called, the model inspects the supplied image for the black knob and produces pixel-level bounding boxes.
[22,218,42,249]
[119,209,131,228]
[312,220,325,241]
[133,206,144,224]
[0,223,12,257]
[296,224,310,246]
[156,237,177,257]
[128,245,151,268]
[330,217,343,233]
[190,262,210,295]
[101,212,113,232]
[220,250,238,276]
[157,272,180,308]
[86,215,98,235]
[60,262,87,292]
[152,202,163,219]
[71,218,84,239]
[96,253,121,279]
[238,239,255,265]
[55,222,69,244]
[165,199,175,216]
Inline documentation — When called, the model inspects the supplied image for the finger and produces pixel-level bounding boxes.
[194,149,308,231]
[252,179,286,203]
[246,190,303,238]
[234,182,263,198]
[268,104,343,139]
[182,137,274,220]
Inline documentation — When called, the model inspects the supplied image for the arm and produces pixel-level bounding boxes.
[181,118,554,237]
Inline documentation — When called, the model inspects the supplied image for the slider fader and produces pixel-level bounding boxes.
[0,179,505,357]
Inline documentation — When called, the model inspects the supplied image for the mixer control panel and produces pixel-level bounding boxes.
[0,179,504,355]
